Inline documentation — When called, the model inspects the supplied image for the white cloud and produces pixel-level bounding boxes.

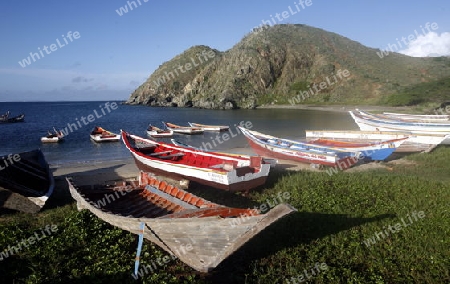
[400,32,450,57]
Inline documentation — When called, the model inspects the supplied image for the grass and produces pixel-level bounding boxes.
[1,147,449,283]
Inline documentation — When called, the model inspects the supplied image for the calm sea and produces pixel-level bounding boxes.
[0,101,358,166]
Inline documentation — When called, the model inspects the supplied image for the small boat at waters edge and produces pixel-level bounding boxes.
[66,171,296,272]
[121,130,272,192]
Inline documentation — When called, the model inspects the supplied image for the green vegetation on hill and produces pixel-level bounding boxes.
[127,24,450,109]
[1,147,449,283]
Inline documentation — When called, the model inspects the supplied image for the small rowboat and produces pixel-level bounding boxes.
[121,130,272,192]
[349,110,450,144]
[305,130,449,153]
[41,128,64,143]
[146,124,173,138]
[163,122,204,135]
[67,172,296,272]
[0,111,25,123]
[239,127,358,168]
[188,122,229,131]
[383,112,449,121]
[90,126,120,142]
[0,149,54,213]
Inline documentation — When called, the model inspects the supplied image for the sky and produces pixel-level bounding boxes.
[1,0,449,102]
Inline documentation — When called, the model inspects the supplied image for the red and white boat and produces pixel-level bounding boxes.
[188,122,229,131]
[90,126,120,142]
[121,130,272,192]
[163,122,204,135]
[146,124,173,138]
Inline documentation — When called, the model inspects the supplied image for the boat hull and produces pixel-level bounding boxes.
[90,134,120,142]
[67,174,296,272]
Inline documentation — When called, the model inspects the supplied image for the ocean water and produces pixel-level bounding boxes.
[0,101,358,166]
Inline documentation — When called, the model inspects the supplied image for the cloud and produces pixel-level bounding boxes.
[72,76,94,83]
[400,32,450,57]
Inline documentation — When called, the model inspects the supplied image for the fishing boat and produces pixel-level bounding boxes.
[0,149,54,213]
[0,111,25,123]
[146,124,173,138]
[170,138,278,167]
[90,126,120,142]
[305,130,449,153]
[383,112,449,121]
[349,110,450,144]
[163,122,204,135]
[188,122,229,131]
[41,128,64,143]
[121,130,271,192]
[239,127,360,168]
[67,172,296,272]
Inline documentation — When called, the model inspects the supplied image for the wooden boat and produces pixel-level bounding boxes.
[170,138,278,167]
[188,122,229,131]
[41,128,64,143]
[383,112,449,121]
[121,130,272,192]
[305,137,407,161]
[67,172,296,272]
[349,110,450,144]
[0,149,54,213]
[146,124,173,138]
[90,126,120,142]
[163,122,204,135]
[0,111,25,123]
[239,127,361,168]
[305,130,449,153]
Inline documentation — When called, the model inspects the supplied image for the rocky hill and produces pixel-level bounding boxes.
[126,24,450,109]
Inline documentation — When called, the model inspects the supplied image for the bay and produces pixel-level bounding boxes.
[0,101,358,166]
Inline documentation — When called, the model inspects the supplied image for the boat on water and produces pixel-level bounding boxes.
[121,130,272,192]
[146,124,173,138]
[90,126,120,142]
[0,149,54,213]
[0,111,25,123]
[188,122,229,131]
[163,122,204,135]
[349,110,450,144]
[382,112,449,121]
[67,172,296,272]
[41,128,64,143]
[305,130,449,153]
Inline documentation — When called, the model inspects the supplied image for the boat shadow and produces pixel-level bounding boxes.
[207,211,396,283]
[43,164,133,210]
